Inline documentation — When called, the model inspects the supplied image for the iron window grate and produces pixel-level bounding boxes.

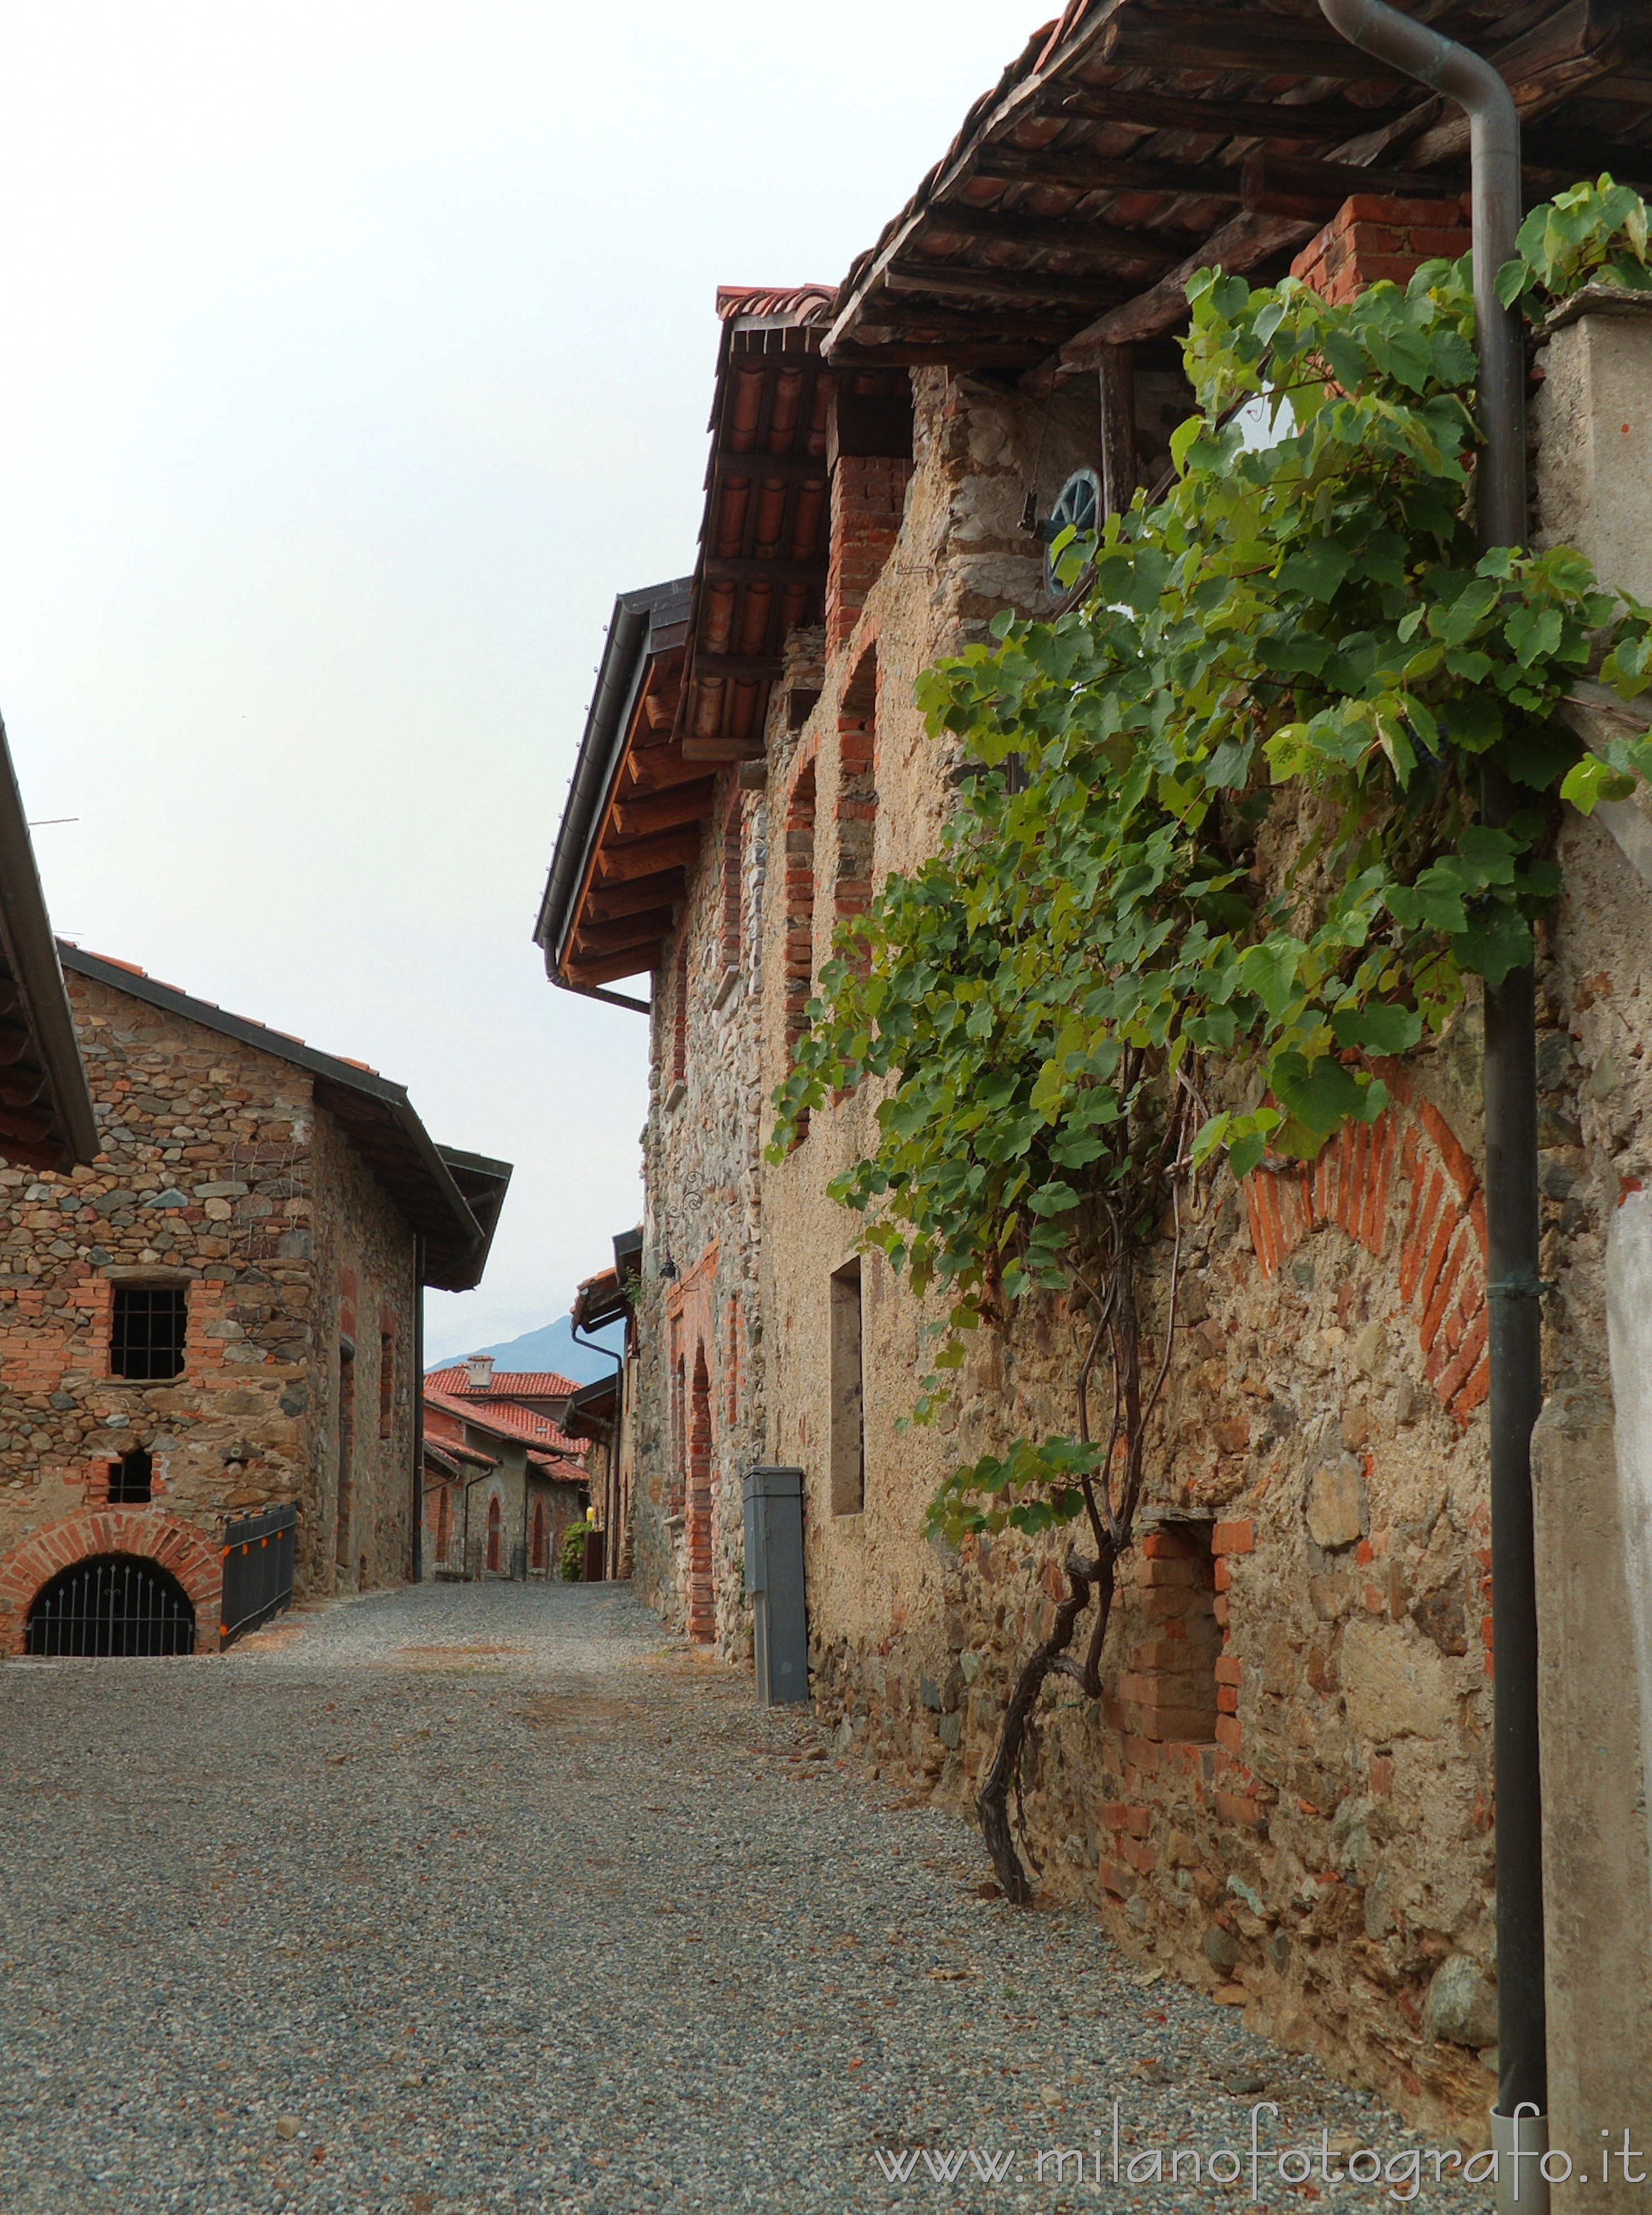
[107,1447,152,1504]
[111,1285,187,1380]
[26,1554,195,1657]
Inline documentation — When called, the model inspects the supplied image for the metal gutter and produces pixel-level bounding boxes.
[411,1234,425,1584]
[1318,3,1547,2194]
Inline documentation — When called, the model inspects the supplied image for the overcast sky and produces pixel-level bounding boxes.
[0,1,1049,1362]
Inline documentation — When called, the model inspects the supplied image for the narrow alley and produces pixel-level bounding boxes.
[1,1585,1474,2215]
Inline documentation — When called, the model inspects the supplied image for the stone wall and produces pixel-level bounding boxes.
[0,969,419,1649]
[629,266,1652,2146]
[632,762,768,1647]
[309,1107,416,1596]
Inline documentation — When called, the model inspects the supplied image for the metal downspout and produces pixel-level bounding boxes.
[1316,1,1546,2179]
[412,1236,425,1585]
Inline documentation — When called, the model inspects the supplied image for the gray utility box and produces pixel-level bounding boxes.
[742,1466,809,1705]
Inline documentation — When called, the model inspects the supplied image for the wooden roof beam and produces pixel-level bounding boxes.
[973,142,1245,201]
[580,870,686,925]
[1241,149,1465,223]
[1050,86,1404,143]
[680,731,767,765]
[622,748,713,797]
[1048,209,1315,373]
[922,200,1176,272]
[571,908,676,959]
[688,653,787,681]
[884,259,1130,309]
[845,300,1076,345]
[710,450,830,484]
[593,826,705,884]
[703,557,826,584]
[609,782,719,841]
[1093,8,1407,81]
[565,948,658,989]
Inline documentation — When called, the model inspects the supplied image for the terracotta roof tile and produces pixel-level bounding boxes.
[422,1381,588,1462]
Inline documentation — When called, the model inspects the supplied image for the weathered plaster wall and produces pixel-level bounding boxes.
[1529,299,1652,2197]
[307,1109,417,1597]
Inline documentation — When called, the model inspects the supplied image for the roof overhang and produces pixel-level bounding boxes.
[675,286,837,766]
[561,1374,618,1439]
[534,291,850,1003]
[0,725,97,1171]
[534,578,694,1002]
[827,0,1652,381]
[573,1263,628,1333]
[59,945,496,1292]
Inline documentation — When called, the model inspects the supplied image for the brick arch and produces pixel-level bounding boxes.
[1242,1075,1489,1422]
[0,1509,224,1655]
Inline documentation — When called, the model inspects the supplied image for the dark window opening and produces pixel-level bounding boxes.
[830,1259,865,1516]
[1126,1518,1221,1746]
[107,1447,153,1505]
[110,1285,186,1381]
[335,1342,355,1570]
[379,1328,395,1439]
[27,1554,195,1657]
[486,1493,503,1574]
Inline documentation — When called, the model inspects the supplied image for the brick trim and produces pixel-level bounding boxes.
[0,1508,224,1655]
[826,456,913,657]
[1290,192,1471,305]
[1242,1086,1488,1420]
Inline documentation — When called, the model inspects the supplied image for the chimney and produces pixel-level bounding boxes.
[464,1353,495,1390]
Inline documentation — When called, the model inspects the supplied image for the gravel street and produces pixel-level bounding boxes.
[1,1582,1478,2214]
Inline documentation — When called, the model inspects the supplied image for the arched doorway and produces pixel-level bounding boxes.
[486,1493,503,1574]
[531,1500,546,1572]
[686,1346,714,1643]
[27,1555,195,1657]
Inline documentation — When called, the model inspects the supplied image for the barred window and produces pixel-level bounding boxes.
[107,1447,153,1504]
[379,1328,395,1438]
[110,1286,186,1381]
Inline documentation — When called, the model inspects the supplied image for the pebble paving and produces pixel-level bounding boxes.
[0,1580,1483,2213]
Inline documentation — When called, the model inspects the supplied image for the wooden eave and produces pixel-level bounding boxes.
[676,304,835,765]
[558,644,715,993]
[823,0,1652,380]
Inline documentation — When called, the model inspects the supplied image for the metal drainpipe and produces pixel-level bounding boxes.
[411,1236,425,1585]
[1315,4,1546,2193]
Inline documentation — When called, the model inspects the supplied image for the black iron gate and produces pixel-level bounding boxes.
[220,1503,297,1648]
[27,1555,195,1657]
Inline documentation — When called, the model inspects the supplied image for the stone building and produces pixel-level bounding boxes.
[565,1230,641,1582]
[422,1358,588,1580]
[0,946,506,1653]
[538,0,1652,2155]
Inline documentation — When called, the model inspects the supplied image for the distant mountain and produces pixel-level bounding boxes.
[427,1313,623,1386]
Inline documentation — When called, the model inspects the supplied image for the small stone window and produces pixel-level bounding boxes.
[107,1447,153,1505]
[1121,1520,1220,1745]
[379,1328,395,1439]
[110,1285,186,1381]
[830,1259,865,1516]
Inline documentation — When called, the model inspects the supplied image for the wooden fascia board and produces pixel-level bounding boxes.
[565,654,690,977]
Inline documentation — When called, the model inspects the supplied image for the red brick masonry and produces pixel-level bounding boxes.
[0,1508,223,1655]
